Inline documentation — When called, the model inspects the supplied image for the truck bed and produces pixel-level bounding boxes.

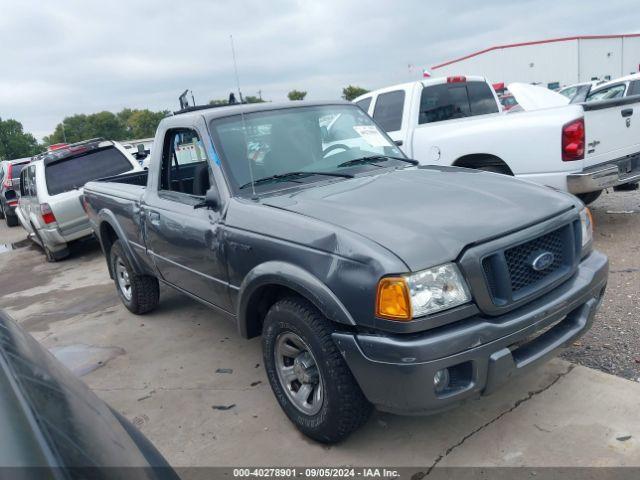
[84,170,147,203]
[98,170,148,187]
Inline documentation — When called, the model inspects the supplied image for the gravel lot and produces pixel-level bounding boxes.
[560,189,640,382]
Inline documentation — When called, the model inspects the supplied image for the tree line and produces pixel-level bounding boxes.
[1,85,370,160]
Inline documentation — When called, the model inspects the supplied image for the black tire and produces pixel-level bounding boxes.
[5,214,19,227]
[477,164,511,175]
[33,226,69,262]
[110,239,159,314]
[613,182,639,192]
[576,190,602,205]
[262,296,372,443]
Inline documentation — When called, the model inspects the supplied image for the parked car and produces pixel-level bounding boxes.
[354,75,640,204]
[558,81,600,103]
[16,138,142,261]
[499,93,518,111]
[585,73,640,102]
[0,157,30,227]
[83,101,608,443]
[0,309,178,477]
[121,137,154,165]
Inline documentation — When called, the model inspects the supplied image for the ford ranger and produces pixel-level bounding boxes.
[82,101,608,443]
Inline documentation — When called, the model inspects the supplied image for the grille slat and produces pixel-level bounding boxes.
[504,228,564,293]
[481,223,576,308]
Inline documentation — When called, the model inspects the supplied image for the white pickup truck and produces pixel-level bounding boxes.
[354,76,640,203]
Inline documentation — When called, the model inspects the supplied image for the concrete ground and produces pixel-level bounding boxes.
[1,191,639,469]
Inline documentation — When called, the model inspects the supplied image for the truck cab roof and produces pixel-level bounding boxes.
[170,100,352,124]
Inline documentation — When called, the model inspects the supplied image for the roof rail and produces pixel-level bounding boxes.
[172,103,247,116]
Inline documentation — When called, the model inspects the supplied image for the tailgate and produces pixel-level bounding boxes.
[583,96,640,168]
[49,189,90,236]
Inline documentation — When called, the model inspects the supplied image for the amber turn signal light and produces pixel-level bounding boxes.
[376,277,412,321]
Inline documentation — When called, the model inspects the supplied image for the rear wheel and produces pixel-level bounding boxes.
[5,213,19,227]
[262,296,372,443]
[576,190,602,205]
[33,227,68,262]
[477,164,511,175]
[110,240,159,314]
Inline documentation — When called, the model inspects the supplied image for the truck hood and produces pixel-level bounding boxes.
[260,167,576,270]
[508,82,570,111]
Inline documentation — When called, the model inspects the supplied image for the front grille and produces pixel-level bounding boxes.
[481,222,580,307]
[504,228,564,292]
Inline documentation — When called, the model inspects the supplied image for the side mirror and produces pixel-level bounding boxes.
[394,139,403,146]
[194,186,220,211]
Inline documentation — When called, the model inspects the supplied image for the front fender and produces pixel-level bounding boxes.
[237,261,356,338]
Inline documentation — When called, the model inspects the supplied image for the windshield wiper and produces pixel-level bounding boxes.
[337,155,418,168]
[239,171,354,190]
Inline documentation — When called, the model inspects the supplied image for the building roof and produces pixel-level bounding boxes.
[432,34,640,70]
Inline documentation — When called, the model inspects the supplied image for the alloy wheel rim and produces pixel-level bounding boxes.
[115,257,132,301]
[274,332,324,415]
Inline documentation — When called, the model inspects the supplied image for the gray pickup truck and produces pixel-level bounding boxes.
[83,101,608,443]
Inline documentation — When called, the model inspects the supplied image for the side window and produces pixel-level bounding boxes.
[21,167,34,197]
[355,97,372,113]
[627,80,640,96]
[28,167,36,197]
[587,84,626,102]
[419,83,470,124]
[372,90,405,132]
[467,82,500,115]
[159,129,212,199]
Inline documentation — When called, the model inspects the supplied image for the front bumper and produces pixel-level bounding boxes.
[332,250,608,415]
[567,156,640,194]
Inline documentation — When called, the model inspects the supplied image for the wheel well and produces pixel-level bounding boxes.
[453,154,514,175]
[243,285,305,339]
[99,222,119,276]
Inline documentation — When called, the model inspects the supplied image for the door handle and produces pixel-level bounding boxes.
[621,108,633,117]
[147,211,160,225]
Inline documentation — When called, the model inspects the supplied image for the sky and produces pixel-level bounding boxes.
[1,0,638,141]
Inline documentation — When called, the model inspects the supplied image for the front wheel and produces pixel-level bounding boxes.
[262,296,372,443]
[576,190,602,205]
[110,240,159,314]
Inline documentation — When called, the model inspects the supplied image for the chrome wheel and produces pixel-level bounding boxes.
[275,332,324,415]
[115,256,132,301]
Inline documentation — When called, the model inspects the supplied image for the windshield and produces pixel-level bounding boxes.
[209,105,405,194]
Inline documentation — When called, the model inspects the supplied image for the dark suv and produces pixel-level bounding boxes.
[0,158,30,227]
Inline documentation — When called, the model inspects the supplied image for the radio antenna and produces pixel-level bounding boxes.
[229,35,244,103]
[229,34,256,197]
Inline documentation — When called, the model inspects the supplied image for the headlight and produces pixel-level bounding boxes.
[376,263,471,321]
[579,207,593,252]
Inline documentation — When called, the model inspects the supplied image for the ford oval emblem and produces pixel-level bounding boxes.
[531,251,555,271]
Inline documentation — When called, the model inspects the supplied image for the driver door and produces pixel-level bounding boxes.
[143,128,231,312]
